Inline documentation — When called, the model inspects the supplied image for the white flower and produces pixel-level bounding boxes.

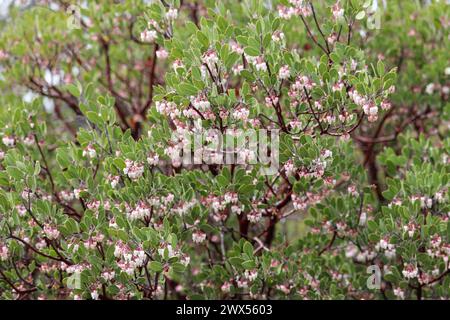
[284,159,295,176]
[23,134,34,146]
[322,149,333,159]
[292,194,307,211]
[202,50,219,67]
[158,244,177,259]
[378,238,388,250]
[402,263,418,279]
[43,224,60,240]
[156,48,169,60]
[192,230,206,244]
[232,64,244,75]
[2,135,15,147]
[230,42,244,55]
[0,245,9,261]
[101,270,115,281]
[254,56,267,72]
[133,249,146,267]
[289,119,302,129]
[109,176,120,188]
[224,192,238,204]
[358,211,367,226]
[393,287,405,300]
[272,31,285,42]
[172,59,184,71]
[82,144,96,158]
[385,244,396,260]
[232,106,249,121]
[128,201,151,221]
[231,204,244,215]
[435,191,444,203]
[180,254,190,267]
[247,210,262,223]
[73,188,86,199]
[90,290,99,300]
[332,2,344,20]
[345,244,358,258]
[166,8,178,20]
[278,65,290,80]
[430,234,442,248]
[221,282,232,293]
[278,5,295,19]
[155,100,180,118]
[244,269,258,282]
[191,95,210,111]
[140,29,157,43]
[380,100,391,111]
[147,153,159,166]
[442,86,449,95]
[123,160,144,180]
[237,278,248,288]
[425,83,435,95]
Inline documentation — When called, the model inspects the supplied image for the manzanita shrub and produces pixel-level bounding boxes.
[0,0,448,300]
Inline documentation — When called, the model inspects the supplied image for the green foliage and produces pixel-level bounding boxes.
[0,0,448,300]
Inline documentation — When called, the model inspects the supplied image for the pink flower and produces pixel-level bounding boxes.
[332,2,344,20]
[192,230,207,244]
[43,224,60,240]
[272,31,285,43]
[244,269,258,282]
[147,153,159,166]
[202,49,219,67]
[230,41,244,55]
[172,59,184,71]
[165,8,178,20]
[232,106,250,121]
[402,263,418,279]
[253,56,267,72]
[284,159,295,176]
[221,282,232,293]
[0,244,9,261]
[123,159,144,180]
[140,29,157,43]
[279,65,290,80]
[156,48,169,60]
[82,144,97,158]
[265,95,279,107]
[247,210,262,223]
[2,135,15,147]
[232,64,244,75]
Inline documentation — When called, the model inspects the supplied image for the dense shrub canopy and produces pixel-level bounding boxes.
[0,0,448,300]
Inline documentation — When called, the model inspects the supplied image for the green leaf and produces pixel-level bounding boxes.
[171,262,186,273]
[244,46,260,57]
[228,257,245,267]
[177,83,199,96]
[242,260,256,269]
[56,149,71,168]
[66,83,80,97]
[355,11,366,20]
[367,220,378,233]
[86,111,103,125]
[447,220,450,241]
[377,60,385,76]
[33,161,41,176]
[149,261,163,273]
[239,70,255,81]
[243,241,253,257]
[6,166,23,180]
[196,31,209,49]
